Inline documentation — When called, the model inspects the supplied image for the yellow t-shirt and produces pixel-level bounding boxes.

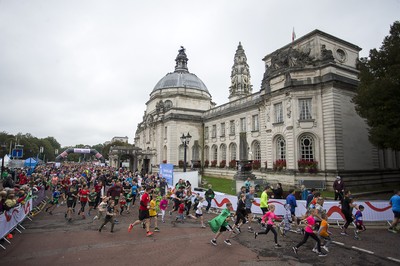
[149,199,157,217]
[319,219,329,237]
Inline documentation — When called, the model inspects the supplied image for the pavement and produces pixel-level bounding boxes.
[1,198,399,266]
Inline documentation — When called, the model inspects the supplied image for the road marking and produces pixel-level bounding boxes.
[387,257,400,263]
[332,241,344,246]
[351,246,374,254]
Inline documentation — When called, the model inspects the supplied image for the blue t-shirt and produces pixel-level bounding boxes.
[390,194,400,212]
[286,194,297,213]
[131,185,137,195]
[245,193,254,209]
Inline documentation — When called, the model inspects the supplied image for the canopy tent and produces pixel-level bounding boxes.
[24,157,38,168]
[0,154,11,167]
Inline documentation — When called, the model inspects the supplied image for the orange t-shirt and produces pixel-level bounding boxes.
[319,219,329,237]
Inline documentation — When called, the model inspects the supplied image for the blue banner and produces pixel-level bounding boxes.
[160,163,174,186]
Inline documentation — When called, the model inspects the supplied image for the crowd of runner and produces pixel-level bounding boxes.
[1,162,399,259]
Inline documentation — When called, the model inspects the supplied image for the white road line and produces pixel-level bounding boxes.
[387,257,400,263]
[351,246,374,254]
[332,241,344,246]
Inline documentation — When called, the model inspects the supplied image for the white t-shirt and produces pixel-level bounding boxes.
[196,201,206,215]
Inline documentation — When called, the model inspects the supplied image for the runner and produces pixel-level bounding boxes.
[128,186,154,237]
[209,202,234,246]
[388,190,400,233]
[254,204,282,248]
[340,190,358,236]
[98,200,116,233]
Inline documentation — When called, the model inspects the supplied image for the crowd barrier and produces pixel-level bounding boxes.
[199,192,393,222]
[0,187,46,250]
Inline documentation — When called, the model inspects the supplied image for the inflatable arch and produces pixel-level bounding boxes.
[55,148,105,163]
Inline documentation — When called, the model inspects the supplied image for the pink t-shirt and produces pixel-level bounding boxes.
[305,215,315,233]
[262,211,278,225]
[159,199,168,210]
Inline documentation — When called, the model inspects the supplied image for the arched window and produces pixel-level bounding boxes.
[300,135,314,161]
[204,146,210,161]
[252,141,261,161]
[192,144,200,161]
[276,136,286,160]
[211,145,218,161]
[179,144,184,161]
[229,143,237,161]
[220,144,227,161]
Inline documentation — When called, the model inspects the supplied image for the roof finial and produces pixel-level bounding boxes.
[175,46,189,73]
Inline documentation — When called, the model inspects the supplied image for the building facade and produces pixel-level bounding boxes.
[134,30,399,189]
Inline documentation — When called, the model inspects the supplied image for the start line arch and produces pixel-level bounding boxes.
[55,148,105,163]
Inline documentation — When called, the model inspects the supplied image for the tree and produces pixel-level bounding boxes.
[353,21,400,150]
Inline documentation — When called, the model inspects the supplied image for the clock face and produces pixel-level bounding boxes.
[336,48,346,62]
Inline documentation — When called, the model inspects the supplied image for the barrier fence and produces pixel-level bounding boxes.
[200,192,393,222]
[0,187,47,250]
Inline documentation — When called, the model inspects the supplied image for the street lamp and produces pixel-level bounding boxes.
[180,132,192,172]
[1,143,7,179]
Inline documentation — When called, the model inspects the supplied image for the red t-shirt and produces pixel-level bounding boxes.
[79,189,90,202]
[94,184,102,193]
[139,192,150,211]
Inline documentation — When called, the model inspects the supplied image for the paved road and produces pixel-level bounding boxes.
[1,204,399,266]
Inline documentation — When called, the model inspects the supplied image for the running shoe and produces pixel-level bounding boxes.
[322,246,329,252]
[236,227,241,233]
[128,224,134,232]
[224,239,232,246]
[201,225,206,228]
[248,227,254,232]
[292,246,298,255]
[154,227,160,232]
[275,244,282,248]
[312,248,318,253]
[146,231,154,237]
[254,232,258,239]
[388,228,397,233]
[340,232,349,236]
[211,239,217,246]
[318,252,327,257]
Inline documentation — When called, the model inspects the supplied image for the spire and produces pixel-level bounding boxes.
[229,42,252,102]
[174,46,189,73]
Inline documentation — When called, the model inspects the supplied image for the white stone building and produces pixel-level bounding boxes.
[134,30,399,189]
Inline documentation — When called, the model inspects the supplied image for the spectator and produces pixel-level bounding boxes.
[205,184,215,212]
[333,176,345,201]
[244,178,252,193]
[272,183,283,199]
[286,189,298,229]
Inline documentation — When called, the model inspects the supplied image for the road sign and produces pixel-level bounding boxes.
[12,148,23,158]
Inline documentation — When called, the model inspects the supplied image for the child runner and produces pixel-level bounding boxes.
[78,184,90,219]
[232,193,247,233]
[149,194,160,232]
[314,213,331,253]
[278,203,292,236]
[254,204,282,248]
[93,196,108,221]
[172,201,186,225]
[209,202,234,246]
[45,187,61,215]
[292,209,327,257]
[98,200,116,233]
[119,195,127,215]
[125,191,133,214]
[87,187,97,216]
[354,205,366,240]
[159,195,168,223]
[194,197,206,228]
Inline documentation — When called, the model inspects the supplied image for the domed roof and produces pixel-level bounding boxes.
[153,72,209,93]
[152,46,209,94]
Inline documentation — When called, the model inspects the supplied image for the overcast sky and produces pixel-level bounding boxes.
[0,0,399,147]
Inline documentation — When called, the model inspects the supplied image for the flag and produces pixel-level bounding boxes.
[292,27,296,42]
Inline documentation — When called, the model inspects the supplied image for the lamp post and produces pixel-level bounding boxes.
[180,132,192,172]
[1,143,7,179]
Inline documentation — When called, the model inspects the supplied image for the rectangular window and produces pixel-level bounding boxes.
[274,102,283,123]
[240,118,246,132]
[220,122,225,137]
[212,125,217,138]
[164,126,167,139]
[252,115,259,131]
[205,126,209,139]
[229,120,235,135]
[299,98,312,120]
